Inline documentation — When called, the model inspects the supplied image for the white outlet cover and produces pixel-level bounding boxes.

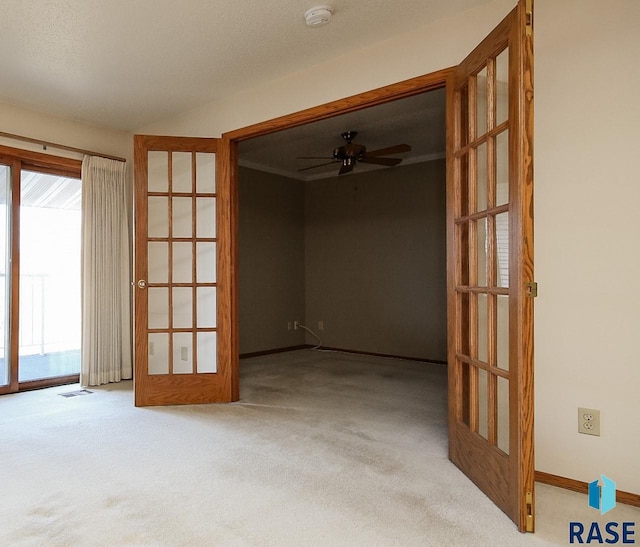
[578,407,601,436]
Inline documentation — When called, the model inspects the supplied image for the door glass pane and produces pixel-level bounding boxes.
[172,242,192,284]
[148,333,169,375]
[196,242,216,283]
[173,332,193,374]
[172,197,192,238]
[18,171,81,382]
[197,332,217,373]
[172,152,192,193]
[148,151,168,192]
[497,295,509,371]
[497,376,510,454]
[196,153,216,193]
[476,142,488,211]
[459,153,469,217]
[0,166,9,387]
[478,367,488,439]
[477,293,488,363]
[458,222,469,286]
[173,287,192,328]
[197,287,217,328]
[460,361,470,426]
[496,48,509,126]
[148,287,169,329]
[459,84,469,148]
[476,67,488,137]
[458,292,470,356]
[496,130,509,206]
[148,196,168,238]
[196,198,216,238]
[148,242,168,284]
[496,212,509,288]
[476,218,488,286]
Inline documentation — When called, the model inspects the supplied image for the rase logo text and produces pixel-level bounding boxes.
[569,475,636,544]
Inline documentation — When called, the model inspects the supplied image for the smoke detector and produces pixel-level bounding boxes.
[304,5,333,27]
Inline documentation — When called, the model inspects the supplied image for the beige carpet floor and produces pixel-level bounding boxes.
[1,350,637,546]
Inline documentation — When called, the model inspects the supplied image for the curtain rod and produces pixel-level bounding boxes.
[0,131,127,163]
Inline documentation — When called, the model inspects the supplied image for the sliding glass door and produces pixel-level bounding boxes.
[0,148,82,394]
[17,171,81,382]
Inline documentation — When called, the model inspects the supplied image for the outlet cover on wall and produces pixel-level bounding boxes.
[578,407,600,436]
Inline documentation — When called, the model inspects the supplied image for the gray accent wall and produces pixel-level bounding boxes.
[238,167,306,354]
[305,160,446,360]
[239,160,447,361]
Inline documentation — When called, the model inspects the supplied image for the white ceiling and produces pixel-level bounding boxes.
[0,0,490,132]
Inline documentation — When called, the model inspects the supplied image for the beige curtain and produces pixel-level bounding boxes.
[80,156,132,386]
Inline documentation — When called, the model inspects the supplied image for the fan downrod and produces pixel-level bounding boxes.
[341,131,357,143]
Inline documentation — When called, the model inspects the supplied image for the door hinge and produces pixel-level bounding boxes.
[525,0,533,37]
[525,282,538,298]
[525,491,534,532]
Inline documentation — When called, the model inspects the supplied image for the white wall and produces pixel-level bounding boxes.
[0,101,131,161]
[534,0,640,494]
[137,0,640,495]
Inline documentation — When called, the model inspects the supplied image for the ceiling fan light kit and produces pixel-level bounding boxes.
[304,5,333,27]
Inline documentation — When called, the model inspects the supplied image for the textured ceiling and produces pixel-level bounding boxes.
[0,0,490,131]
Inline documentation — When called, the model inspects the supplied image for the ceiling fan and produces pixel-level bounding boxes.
[297,131,411,176]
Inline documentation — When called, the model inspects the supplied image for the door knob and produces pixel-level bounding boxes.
[137,279,147,289]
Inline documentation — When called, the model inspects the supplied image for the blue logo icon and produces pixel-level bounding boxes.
[588,475,616,515]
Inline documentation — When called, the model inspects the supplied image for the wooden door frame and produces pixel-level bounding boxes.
[221,68,454,403]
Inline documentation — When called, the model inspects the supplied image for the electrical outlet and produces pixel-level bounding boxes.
[318,321,324,331]
[578,407,600,436]
[294,321,299,330]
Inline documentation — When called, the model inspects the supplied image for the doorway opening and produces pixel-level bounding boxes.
[236,87,448,366]
[225,70,451,376]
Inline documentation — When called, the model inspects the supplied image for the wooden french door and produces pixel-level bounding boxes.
[133,135,237,406]
[446,0,534,532]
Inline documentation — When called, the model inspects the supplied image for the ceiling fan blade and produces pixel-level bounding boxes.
[339,162,355,175]
[297,156,334,159]
[360,157,403,167]
[298,161,338,172]
[365,144,411,157]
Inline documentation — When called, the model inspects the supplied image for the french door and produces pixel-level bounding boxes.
[133,136,237,406]
[446,0,534,532]
[132,0,533,530]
